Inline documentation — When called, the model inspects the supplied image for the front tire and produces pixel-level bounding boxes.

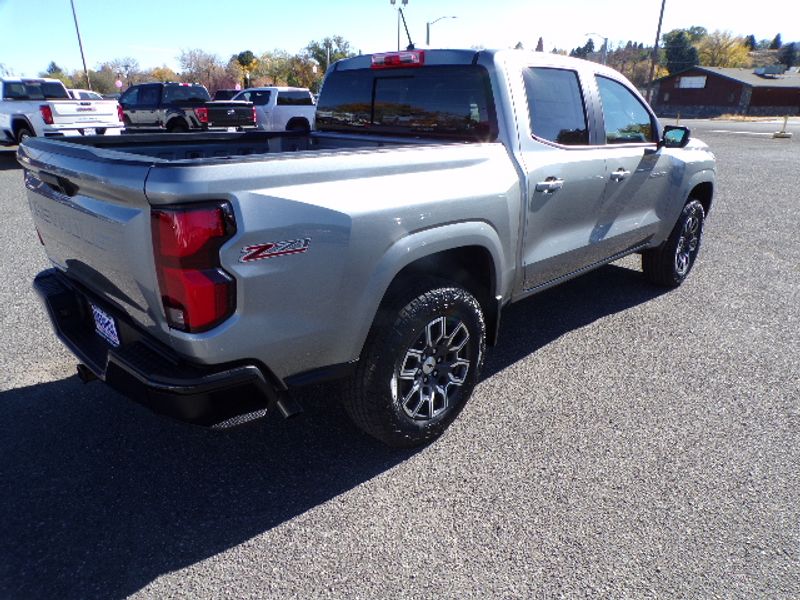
[642,199,705,287]
[345,282,486,448]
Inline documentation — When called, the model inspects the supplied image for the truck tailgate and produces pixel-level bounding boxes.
[206,101,253,127]
[19,139,161,334]
[49,99,120,127]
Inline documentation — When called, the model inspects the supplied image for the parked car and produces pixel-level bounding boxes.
[231,86,315,131]
[19,49,715,447]
[68,88,103,100]
[212,89,239,100]
[0,77,123,144]
[118,82,255,132]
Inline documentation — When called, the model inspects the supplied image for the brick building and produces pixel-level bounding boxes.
[651,66,800,117]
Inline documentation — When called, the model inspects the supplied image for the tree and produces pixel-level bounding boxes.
[778,42,797,67]
[0,63,8,77]
[696,31,752,67]
[305,36,356,74]
[179,49,225,89]
[236,50,257,88]
[770,34,782,49]
[570,38,595,59]
[40,61,73,87]
[686,26,708,43]
[662,29,699,73]
[149,66,179,82]
[535,37,544,52]
[744,35,757,51]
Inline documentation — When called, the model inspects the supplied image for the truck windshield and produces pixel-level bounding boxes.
[316,65,497,142]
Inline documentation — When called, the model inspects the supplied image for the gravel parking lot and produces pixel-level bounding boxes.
[1,119,798,599]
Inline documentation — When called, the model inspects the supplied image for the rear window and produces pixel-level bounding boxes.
[316,65,497,142]
[163,84,210,104]
[234,90,272,105]
[3,81,69,100]
[277,91,314,106]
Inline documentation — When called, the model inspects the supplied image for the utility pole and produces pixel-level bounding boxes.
[646,0,667,103]
[70,0,91,89]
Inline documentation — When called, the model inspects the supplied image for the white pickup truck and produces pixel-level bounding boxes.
[0,77,123,145]
[231,86,316,132]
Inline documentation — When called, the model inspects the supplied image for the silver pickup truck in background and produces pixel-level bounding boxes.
[19,49,715,447]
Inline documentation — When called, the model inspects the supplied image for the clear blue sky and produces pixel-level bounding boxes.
[1,0,797,77]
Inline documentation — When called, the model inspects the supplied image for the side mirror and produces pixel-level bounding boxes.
[662,125,690,148]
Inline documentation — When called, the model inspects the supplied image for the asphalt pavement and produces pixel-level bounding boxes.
[0,119,798,599]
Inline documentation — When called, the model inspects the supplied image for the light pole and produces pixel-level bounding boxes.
[586,32,609,65]
[427,16,457,47]
[390,0,408,52]
[70,0,91,89]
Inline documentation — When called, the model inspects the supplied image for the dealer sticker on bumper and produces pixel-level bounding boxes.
[90,303,120,347]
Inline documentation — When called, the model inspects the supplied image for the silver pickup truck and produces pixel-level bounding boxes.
[19,49,715,447]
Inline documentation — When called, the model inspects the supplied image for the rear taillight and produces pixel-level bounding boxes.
[117,103,124,122]
[151,203,236,332]
[40,105,54,125]
[195,107,209,124]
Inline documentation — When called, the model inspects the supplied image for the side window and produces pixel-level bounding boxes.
[138,85,161,106]
[250,91,271,105]
[523,68,588,146]
[119,87,139,106]
[277,91,313,106]
[596,76,654,144]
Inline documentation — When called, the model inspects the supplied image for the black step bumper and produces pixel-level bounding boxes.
[33,269,280,425]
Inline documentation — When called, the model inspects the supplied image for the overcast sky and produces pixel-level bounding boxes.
[1,0,797,77]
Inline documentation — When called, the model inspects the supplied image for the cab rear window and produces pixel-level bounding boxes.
[316,65,497,142]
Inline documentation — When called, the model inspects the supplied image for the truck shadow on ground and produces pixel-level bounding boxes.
[0,149,21,171]
[0,263,665,599]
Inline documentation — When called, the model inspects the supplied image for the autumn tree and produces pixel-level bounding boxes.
[149,66,179,82]
[256,50,292,85]
[696,30,751,67]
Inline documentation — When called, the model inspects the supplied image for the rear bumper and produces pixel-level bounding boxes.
[33,269,280,425]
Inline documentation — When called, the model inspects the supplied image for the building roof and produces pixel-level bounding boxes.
[659,66,800,89]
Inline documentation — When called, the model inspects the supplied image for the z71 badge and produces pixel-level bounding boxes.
[240,238,311,263]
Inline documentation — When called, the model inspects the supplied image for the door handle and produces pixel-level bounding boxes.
[610,168,631,182]
[534,177,564,193]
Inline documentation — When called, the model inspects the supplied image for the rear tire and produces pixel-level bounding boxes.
[167,120,189,133]
[642,199,705,287]
[286,119,310,133]
[16,126,33,144]
[345,280,486,448]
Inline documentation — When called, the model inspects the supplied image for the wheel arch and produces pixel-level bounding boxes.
[285,117,310,132]
[353,222,507,360]
[689,180,713,216]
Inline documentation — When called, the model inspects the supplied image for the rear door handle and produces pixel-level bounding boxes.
[534,177,564,193]
[610,168,631,182]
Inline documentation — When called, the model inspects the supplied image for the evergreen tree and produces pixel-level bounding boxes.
[662,30,699,73]
[744,35,757,50]
[770,34,782,49]
[778,42,797,67]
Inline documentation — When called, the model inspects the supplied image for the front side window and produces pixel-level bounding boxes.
[596,76,654,144]
[523,68,588,146]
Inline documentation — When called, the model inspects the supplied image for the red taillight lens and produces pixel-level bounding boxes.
[40,105,54,125]
[195,107,209,124]
[371,50,425,69]
[117,103,124,123]
[151,203,236,332]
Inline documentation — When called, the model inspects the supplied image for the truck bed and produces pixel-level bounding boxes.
[35,130,437,162]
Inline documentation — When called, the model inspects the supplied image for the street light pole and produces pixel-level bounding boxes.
[586,32,609,65]
[426,16,457,47]
[70,0,91,89]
